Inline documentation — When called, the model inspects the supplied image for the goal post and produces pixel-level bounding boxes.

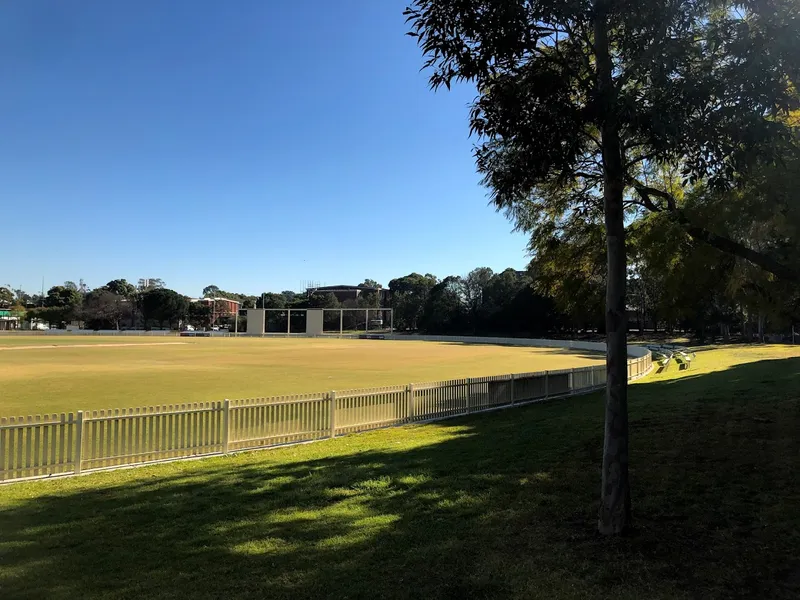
[321,308,393,336]
[245,308,393,336]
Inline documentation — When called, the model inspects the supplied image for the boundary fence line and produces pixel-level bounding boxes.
[0,339,652,484]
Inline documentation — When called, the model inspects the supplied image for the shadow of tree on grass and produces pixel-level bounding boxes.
[1,358,799,599]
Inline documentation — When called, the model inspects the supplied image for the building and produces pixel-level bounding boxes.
[0,308,23,330]
[189,297,241,324]
[306,285,390,306]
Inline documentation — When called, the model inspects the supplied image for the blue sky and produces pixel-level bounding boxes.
[1,1,527,297]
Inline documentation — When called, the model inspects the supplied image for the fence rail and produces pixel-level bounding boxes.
[1,352,651,484]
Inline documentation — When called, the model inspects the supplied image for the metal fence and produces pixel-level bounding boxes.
[0,354,651,484]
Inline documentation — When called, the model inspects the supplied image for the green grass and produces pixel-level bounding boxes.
[0,336,603,415]
[1,345,799,599]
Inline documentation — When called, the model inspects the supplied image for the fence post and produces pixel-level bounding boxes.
[407,384,415,421]
[74,411,84,475]
[544,371,549,399]
[510,374,515,405]
[329,391,337,438]
[222,399,230,454]
[590,367,595,388]
[569,368,575,394]
[465,379,471,414]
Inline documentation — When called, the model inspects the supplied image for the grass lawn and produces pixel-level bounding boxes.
[1,344,798,599]
[0,336,603,415]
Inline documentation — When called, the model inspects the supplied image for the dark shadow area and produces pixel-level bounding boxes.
[1,358,799,599]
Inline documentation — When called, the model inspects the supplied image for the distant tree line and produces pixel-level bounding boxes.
[6,244,798,340]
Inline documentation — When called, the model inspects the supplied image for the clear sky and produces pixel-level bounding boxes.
[1,0,528,297]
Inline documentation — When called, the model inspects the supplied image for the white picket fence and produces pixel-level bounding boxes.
[0,353,651,483]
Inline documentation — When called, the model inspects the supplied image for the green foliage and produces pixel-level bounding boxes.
[406,0,798,204]
[257,293,287,309]
[81,289,130,330]
[12,289,30,304]
[459,267,493,323]
[137,278,165,292]
[188,302,212,329]
[356,291,381,309]
[140,288,188,329]
[103,279,136,299]
[36,285,84,327]
[419,276,468,333]
[307,293,341,310]
[0,286,13,305]
[529,211,607,331]
[202,285,221,298]
[389,273,438,330]
[44,286,82,310]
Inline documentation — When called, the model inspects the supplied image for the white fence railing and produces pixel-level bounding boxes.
[0,349,652,484]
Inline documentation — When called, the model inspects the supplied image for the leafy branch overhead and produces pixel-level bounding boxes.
[405,0,800,280]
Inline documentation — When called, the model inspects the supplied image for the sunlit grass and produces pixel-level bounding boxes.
[0,336,602,415]
[1,344,799,599]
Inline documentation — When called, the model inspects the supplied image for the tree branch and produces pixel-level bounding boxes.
[631,182,675,211]
[630,181,798,281]
[678,216,799,281]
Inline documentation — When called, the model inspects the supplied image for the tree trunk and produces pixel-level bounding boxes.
[595,4,631,536]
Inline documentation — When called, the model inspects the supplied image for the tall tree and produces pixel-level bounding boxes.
[406,0,799,534]
[188,302,213,330]
[41,285,83,327]
[359,279,382,289]
[104,279,136,299]
[0,287,13,305]
[82,290,130,330]
[308,292,341,309]
[239,295,257,309]
[202,285,221,298]
[528,211,607,332]
[12,289,30,304]
[257,293,287,309]
[459,267,494,329]
[137,278,165,292]
[420,276,467,333]
[389,273,438,331]
[140,288,188,329]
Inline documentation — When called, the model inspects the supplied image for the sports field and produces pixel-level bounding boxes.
[2,345,799,599]
[0,336,603,415]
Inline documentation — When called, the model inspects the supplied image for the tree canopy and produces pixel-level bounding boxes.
[406,0,800,534]
[140,288,188,329]
[104,279,137,299]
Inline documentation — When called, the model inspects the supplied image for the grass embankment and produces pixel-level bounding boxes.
[0,336,602,415]
[1,345,799,599]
